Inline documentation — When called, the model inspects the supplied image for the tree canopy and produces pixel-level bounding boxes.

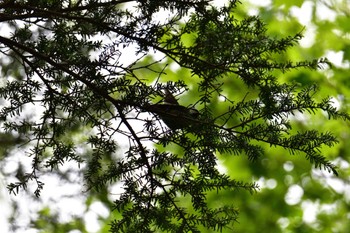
[0,0,349,232]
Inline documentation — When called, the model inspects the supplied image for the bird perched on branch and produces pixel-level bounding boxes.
[147,89,199,130]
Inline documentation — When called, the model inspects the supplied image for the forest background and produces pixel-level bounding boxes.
[0,0,349,232]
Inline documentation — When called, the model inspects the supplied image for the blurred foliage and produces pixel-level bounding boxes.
[224,1,350,233]
[0,0,349,232]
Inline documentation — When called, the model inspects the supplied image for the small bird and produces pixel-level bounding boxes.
[147,89,199,130]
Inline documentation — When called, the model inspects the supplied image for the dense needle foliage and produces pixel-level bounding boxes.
[0,0,348,232]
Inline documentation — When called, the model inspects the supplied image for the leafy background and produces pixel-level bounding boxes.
[0,0,349,232]
[228,1,350,233]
